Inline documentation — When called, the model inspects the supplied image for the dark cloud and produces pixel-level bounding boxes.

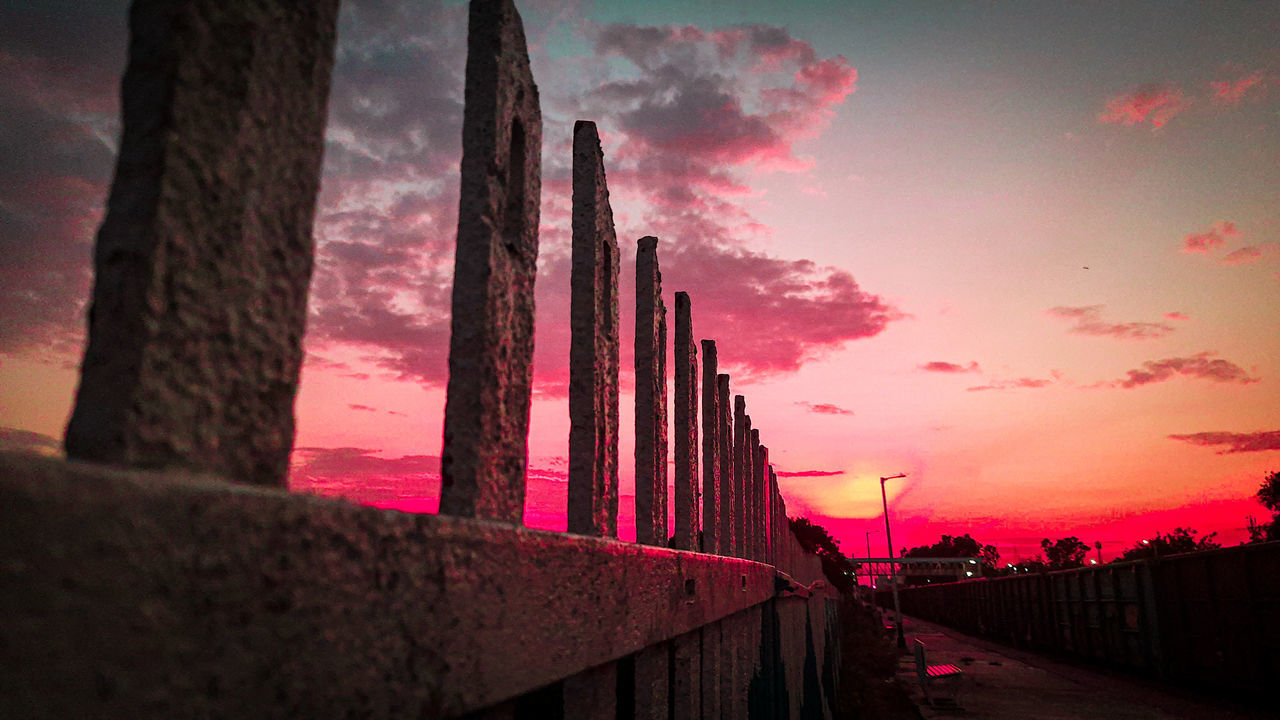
[1109,352,1259,389]
[1046,306,1175,340]
[0,427,62,456]
[921,361,980,373]
[1168,430,1280,454]
[795,401,854,415]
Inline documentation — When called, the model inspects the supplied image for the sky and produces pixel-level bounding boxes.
[2,0,1278,564]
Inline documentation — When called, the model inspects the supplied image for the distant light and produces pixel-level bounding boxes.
[1142,539,1150,545]
[1090,559,1098,565]
[965,571,973,577]
[968,559,977,565]
[1007,563,1014,568]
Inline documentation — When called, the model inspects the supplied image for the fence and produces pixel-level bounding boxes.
[0,1,844,718]
[889,541,1280,699]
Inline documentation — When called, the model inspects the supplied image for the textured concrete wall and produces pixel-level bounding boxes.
[441,0,543,523]
[0,452,800,719]
[733,397,747,558]
[672,292,698,551]
[63,0,340,487]
[567,120,620,537]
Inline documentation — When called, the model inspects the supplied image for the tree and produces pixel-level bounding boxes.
[900,533,1000,583]
[1115,527,1220,561]
[1250,471,1280,543]
[789,517,858,593]
[1040,536,1089,571]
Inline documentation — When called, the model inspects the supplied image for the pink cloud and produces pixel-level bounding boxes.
[1105,352,1259,389]
[1221,246,1263,265]
[1210,71,1264,105]
[1164,311,1190,322]
[795,401,854,415]
[921,361,981,373]
[1168,430,1280,454]
[775,469,844,478]
[1046,305,1175,339]
[1180,221,1238,253]
[1098,83,1190,128]
[966,377,1056,392]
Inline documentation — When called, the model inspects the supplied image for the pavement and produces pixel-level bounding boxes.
[891,615,1271,720]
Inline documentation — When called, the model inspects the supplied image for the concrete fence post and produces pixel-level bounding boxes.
[440,0,543,522]
[635,237,667,545]
[717,375,733,557]
[750,430,762,561]
[63,0,341,486]
[700,341,720,555]
[733,398,747,558]
[567,120,620,537]
[673,292,698,551]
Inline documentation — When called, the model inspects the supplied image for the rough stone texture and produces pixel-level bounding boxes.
[567,120,620,537]
[635,237,666,546]
[441,0,543,523]
[700,341,720,555]
[718,375,734,557]
[61,0,340,486]
[756,445,769,564]
[673,292,698,551]
[0,452,783,719]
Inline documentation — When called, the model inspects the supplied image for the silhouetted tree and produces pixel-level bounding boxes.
[1115,527,1220,561]
[789,517,857,593]
[1040,536,1089,570]
[1249,471,1280,543]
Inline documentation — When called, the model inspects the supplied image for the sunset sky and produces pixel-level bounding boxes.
[2,1,1277,563]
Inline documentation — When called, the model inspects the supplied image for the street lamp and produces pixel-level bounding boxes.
[880,473,907,650]
[864,529,881,591]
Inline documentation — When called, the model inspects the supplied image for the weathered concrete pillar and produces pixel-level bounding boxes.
[635,237,668,545]
[700,341,720,555]
[63,0,341,486]
[671,630,702,719]
[717,375,733,557]
[673,292,698,551]
[732,396,746,558]
[440,0,543,522]
[563,661,616,720]
[736,407,752,559]
[699,623,721,719]
[755,443,768,563]
[567,120,619,537]
[634,644,669,720]
[750,429,762,561]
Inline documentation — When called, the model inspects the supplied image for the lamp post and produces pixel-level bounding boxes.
[880,473,907,650]
[865,529,880,591]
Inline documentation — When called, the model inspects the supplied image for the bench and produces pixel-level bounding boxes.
[913,638,963,706]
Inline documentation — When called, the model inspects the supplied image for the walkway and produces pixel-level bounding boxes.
[893,615,1269,720]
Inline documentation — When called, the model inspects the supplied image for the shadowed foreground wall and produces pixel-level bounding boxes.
[0,451,841,719]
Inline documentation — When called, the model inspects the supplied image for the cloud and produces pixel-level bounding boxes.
[966,377,1056,392]
[1181,221,1237,253]
[1098,83,1190,128]
[1168,430,1280,454]
[1164,311,1190,322]
[775,469,844,478]
[0,427,62,457]
[1103,352,1259,389]
[289,446,442,506]
[795,401,854,415]
[1210,71,1264,105]
[1046,305,1175,339]
[920,361,980,373]
[1221,246,1263,265]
